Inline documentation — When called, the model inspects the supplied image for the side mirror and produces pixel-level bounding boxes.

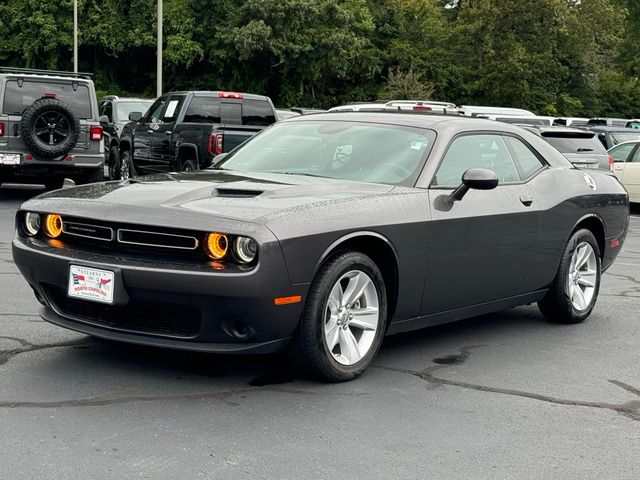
[129,111,143,122]
[98,115,110,126]
[448,168,498,202]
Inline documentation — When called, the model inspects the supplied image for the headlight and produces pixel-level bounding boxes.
[23,212,41,236]
[234,236,258,263]
[205,233,229,260]
[43,213,63,238]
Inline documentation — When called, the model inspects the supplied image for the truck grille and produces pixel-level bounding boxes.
[43,285,201,338]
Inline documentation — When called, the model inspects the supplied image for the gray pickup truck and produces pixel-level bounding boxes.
[0,67,104,190]
[118,91,276,178]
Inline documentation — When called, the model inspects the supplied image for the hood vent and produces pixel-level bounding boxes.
[213,187,264,198]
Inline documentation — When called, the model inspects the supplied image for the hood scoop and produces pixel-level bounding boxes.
[213,186,264,198]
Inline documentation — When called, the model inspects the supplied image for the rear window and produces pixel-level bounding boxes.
[183,97,274,125]
[3,80,92,118]
[610,132,640,146]
[542,133,606,154]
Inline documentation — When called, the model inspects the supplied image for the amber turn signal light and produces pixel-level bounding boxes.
[43,214,63,238]
[274,295,302,306]
[205,233,229,260]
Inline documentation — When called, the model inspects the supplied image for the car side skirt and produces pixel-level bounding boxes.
[386,290,548,336]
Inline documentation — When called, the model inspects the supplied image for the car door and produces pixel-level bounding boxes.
[148,94,186,172]
[609,142,637,186]
[133,96,168,174]
[620,145,640,202]
[422,133,543,314]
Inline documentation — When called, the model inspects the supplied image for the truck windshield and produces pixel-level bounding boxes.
[3,80,92,118]
[215,121,434,186]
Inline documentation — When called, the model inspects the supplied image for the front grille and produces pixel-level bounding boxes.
[63,221,114,241]
[43,285,201,338]
[117,228,199,250]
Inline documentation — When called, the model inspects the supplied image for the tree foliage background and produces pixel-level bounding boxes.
[0,0,638,115]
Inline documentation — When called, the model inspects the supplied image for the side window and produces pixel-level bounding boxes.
[632,146,640,163]
[103,101,113,122]
[145,97,168,124]
[505,137,545,179]
[161,95,185,123]
[98,101,106,116]
[242,100,276,126]
[183,97,221,123]
[611,143,635,163]
[434,134,520,187]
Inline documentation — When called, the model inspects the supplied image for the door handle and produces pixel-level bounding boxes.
[519,195,534,207]
[165,131,172,135]
[147,129,155,134]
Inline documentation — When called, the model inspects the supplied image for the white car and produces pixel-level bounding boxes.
[457,105,535,117]
[608,140,640,203]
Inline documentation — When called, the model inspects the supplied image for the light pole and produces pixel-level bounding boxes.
[157,0,163,96]
[73,0,78,72]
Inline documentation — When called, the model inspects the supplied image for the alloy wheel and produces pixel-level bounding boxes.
[567,241,598,311]
[323,270,380,366]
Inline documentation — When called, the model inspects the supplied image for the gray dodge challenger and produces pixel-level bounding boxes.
[12,113,629,381]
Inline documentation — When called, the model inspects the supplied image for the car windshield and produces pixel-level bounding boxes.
[214,121,435,185]
[116,101,152,121]
[610,132,640,145]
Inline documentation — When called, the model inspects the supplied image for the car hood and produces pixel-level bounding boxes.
[25,170,396,225]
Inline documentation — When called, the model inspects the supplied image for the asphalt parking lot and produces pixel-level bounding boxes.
[0,184,639,480]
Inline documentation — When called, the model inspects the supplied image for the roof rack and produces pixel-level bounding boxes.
[0,67,93,79]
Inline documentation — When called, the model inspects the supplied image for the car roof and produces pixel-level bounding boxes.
[165,91,271,101]
[588,126,639,132]
[286,111,532,132]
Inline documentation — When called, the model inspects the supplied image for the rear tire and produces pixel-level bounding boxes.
[180,159,197,172]
[293,251,387,382]
[538,229,601,324]
[107,146,120,180]
[43,177,65,191]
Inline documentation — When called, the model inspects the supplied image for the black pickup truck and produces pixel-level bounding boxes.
[118,91,276,179]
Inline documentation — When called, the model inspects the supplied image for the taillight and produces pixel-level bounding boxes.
[218,92,243,99]
[608,155,615,173]
[0,122,4,136]
[90,126,103,141]
[208,133,223,155]
[413,105,432,111]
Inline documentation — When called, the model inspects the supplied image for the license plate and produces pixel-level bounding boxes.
[0,154,20,165]
[68,265,115,304]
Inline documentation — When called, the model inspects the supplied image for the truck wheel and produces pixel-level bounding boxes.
[180,159,197,172]
[120,150,134,179]
[21,98,80,159]
[107,146,120,180]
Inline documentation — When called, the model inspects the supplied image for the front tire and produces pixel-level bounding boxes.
[108,146,120,180]
[538,229,601,324]
[120,150,134,180]
[293,251,388,382]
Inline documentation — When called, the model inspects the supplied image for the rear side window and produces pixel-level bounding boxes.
[3,80,92,118]
[242,99,275,126]
[183,96,274,125]
[542,134,606,154]
[610,143,636,163]
[505,137,545,179]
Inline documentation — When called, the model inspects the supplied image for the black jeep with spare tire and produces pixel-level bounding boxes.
[0,67,104,190]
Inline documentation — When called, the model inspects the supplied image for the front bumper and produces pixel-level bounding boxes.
[12,235,307,354]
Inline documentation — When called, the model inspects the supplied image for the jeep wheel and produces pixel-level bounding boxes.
[43,177,65,191]
[120,150,134,180]
[21,98,80,159]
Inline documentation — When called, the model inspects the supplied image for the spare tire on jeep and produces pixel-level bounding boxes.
[20,97,80,159]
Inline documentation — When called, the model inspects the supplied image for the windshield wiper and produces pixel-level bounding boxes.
[272,171,328,179]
